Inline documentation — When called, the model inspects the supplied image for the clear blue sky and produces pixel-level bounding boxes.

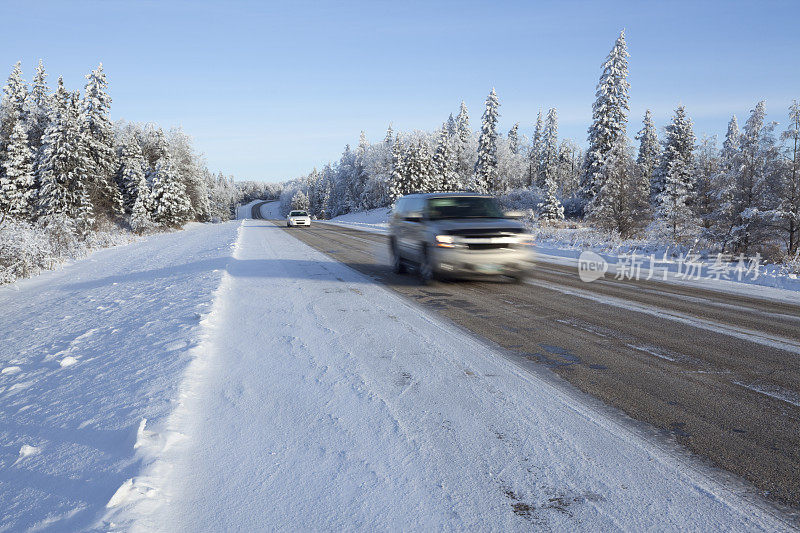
[2,0,798,182]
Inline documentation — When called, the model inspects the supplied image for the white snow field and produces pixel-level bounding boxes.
[101,217,785,531]
[0,221,240,531]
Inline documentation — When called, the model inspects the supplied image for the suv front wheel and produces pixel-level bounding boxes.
[418,245,437,285]
[390,239,406,274]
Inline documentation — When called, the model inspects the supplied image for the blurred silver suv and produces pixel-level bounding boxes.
[388,193,534,283]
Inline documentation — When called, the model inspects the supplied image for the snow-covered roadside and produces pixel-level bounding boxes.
[110,218,786,531]
[0,221,239,531]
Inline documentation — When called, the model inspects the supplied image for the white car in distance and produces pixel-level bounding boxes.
[287,210,311,227]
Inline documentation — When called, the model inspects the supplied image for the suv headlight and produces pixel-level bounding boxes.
[435,235,457,248]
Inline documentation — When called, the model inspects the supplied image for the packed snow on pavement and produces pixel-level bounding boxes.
[0,203,790,531]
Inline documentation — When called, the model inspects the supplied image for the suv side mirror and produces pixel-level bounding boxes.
[404,211,423,222]
[504,210,524,219]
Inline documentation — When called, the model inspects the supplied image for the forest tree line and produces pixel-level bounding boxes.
[0,61,243,238]
[280,31,800,262]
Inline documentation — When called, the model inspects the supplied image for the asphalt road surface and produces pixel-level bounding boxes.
[255,204,800,516]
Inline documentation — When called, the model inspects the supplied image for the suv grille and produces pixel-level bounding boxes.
[467,243,508,250]
[446,227,522,236]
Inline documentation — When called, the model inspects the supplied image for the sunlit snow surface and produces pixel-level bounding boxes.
[0,203,788,531]
[0,221,239,531]
[110,213,782,531]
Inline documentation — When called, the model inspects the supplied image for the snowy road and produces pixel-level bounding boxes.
[0,212,794,531]
[110,218,786,530]
[270,211,800,518]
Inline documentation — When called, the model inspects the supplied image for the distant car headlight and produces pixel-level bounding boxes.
[435,235,457,248]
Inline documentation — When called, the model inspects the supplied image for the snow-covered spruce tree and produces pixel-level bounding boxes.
[433,123,459,191]
[1,120,36,220]
[37,79,93,227]
[529,109,544,187]
[540,108,559,188]
[455,101,473,183]
[475,88,500,194]
[149,156,192,228]
[538,173,564,222]
[0,62,27,149]
[389,135,407,202]
[82,63,124,219]
[582,30,630,204]
[507,123,520,155]
[588,136,648,238]
[556,139,583,200]
[779,101,800,256]
[291,190,310,212]
[446,114,457,138]
[129,185,152,234]
[635,110,660,203]
[655,106,698,244]
[692,136,721,232]
[711,115,742,247]
[726,101,778,254]
[384,124,394,145]
[168,127,211,221]
[115,134,148,212]
[405,139,435,194]
[26,60,51,155]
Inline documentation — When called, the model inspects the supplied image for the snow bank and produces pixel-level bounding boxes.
[0,220,240,531]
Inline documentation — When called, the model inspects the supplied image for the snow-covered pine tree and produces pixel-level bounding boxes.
[726,101,778,253]
[0,62,27,147]
[635,110,660,203]
[721,115,741,164]
[456,101,470,144]
[168,127,211,221]
[0,62,28,192]
[115,134,148,213]
[539,173,564,222]
[529,110,544,187]
[711,115,742,247]
[455,101,473,183]
[389,135,406,202]
[433,123,459,191]
[37,79,93,227]
[655,105,698,244]
[475,88,500,193]
[779,101,800,256]
[0,120,35,220]
[446,114,457,138]
[692,136,720,231]
[26,60,51,154]
[507,123,520,155]
[588,136,648,237]
[129,184,152,234]
[384,124,394,145]
[291,189,310,212]
[81,63,124,219]
[405,139,435,193]
[149,156,192,228]
[540,108,559,187]
[582,30,630,203]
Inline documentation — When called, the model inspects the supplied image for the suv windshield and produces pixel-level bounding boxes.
[289,211,307,216]
[426,197,505,220]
